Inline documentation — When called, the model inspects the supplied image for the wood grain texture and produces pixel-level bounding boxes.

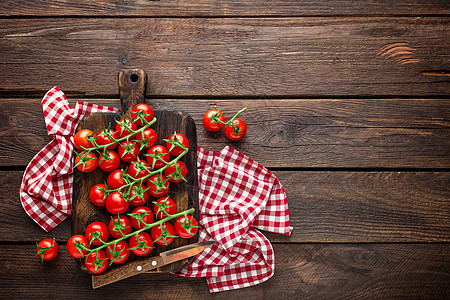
[3,171,449,243]
[1,98,448,168]
[0,0,448,17]
[0,244,448,299]
[0,18,448,97]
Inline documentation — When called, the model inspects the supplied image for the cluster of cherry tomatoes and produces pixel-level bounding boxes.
[62,103,199,274]
[202,108,247,141]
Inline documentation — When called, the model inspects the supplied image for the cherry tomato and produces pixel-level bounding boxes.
[128,160,150,182]
[129,206,154,230]
[166,133,189,156]
[153,197,177,219]
[98,150,121,172]
[224,118,247,141]
[107,240,130,264]
[129,232,153,256]
[66,235,90,259]
[75,151,98,173]
[95,128,118,150]
[74,129,94,150]
[129,184,150,207]
[132,103,154,127]
[145,145,170,169]
[85,250,108,274]
[164,161,187,183]
[106,191,129,215]
[202,109,225,132]
[89,183,107,207]
[118,140,140,163]
[85,221,109,246]
[107,169,126,190]
[116,118,137,139]
[135,128,157,149]
[108,215,132,239]
[147,174,170,198]
[35,238,59,261]
[151,222,176,246]
[175,215,199,239]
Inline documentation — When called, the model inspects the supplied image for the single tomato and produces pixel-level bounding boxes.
[224,118,247,141]
[108,215,132,239]
[132,103,154,127]
[129,206,154,230]
[153,196,177,219]
[35,238,59,261]
[202,109,225,132]
[128,160,150,182]
[135,128,157,149]
[89,183,107,207]
[74,129,94,150]
[164,161,187,183]
[175,215,199,239]
[151,222,176,246]
[107,169,126,190]
[95,128,118,150]
[147,174,170,198]
[129,183,150,207]
[129,232,153,256]
[106,191,129,215]
[85,250,108,274]
[85,221,109,246]
[145,145,170,169]
[98,150,121,172]
[66,235,90,259]
[116,118,137,139]
[118,140,140,163]
[165,133,189,156]
[75,151,98,173]
[107,240,130,264]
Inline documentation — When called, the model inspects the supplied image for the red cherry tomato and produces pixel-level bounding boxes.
[175,215,199,239]
[129,232,153,256]
[129,206,154,230]
[95,128,118,150]
[35,238,59,261]
[151,222,176,246]
[75,151,98,173]
[129,184,150,207]
[164,161,187,183]
[153,197,177,219]
[118,140,140,163]
[128,160,150,182]
[85,250,108,274]
[224,118,247,141]
[147,174,170,198]
[145,145,170,169]
[107,169,126,190]
[132,103,154,127]
[202,109,225,132]
[66,235,90,259]
[85,221,109,246]
[89,183,107,207]
[135,128,157,149]
[107,240,130,264]
[106,191,129,215]
[74,129,94,150]
[166,133,189,156]
[108,215,132,239]
[98,150,121,172]
[116,118,137,139]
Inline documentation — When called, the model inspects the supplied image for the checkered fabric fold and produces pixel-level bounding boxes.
[20,87,293,292]
[19,87,121,232]
[176,146,293,292]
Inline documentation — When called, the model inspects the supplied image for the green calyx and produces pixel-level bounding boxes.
[179,216,199,235]
[153,197,174,218]
[153,226,177,246]
[128,233,153,253]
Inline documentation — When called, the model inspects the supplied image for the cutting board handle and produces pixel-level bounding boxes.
[118,69,147,119]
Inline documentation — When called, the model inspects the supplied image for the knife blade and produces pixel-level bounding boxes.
[92,240,215,289]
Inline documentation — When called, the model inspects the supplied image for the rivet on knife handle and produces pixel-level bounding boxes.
[91,256,164,289]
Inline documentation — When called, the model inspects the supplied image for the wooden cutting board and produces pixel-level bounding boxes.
[71,69,199,275]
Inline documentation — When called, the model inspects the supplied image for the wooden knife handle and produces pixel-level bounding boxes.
[92,256,164,289]
[118,69,147,119]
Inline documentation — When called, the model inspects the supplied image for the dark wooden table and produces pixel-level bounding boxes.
[0,1,449,299]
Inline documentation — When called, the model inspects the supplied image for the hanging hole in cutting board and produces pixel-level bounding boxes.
[130,73,139,82]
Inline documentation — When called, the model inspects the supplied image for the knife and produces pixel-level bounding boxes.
[92,240,215,289]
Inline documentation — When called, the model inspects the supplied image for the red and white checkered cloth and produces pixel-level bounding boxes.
[20,87,293,292]
[19,87,121,231]
[176,146,293,292]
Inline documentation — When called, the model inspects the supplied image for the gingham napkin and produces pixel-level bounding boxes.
[19,87,121,231]
[176,146,293,292]
[20,87,293,292]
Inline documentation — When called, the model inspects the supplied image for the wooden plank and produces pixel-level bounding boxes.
[1,98,448,168]
[0,243,448,298]
[3,171,449,243]
[0,1,448,17]
[0,18,448,97]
